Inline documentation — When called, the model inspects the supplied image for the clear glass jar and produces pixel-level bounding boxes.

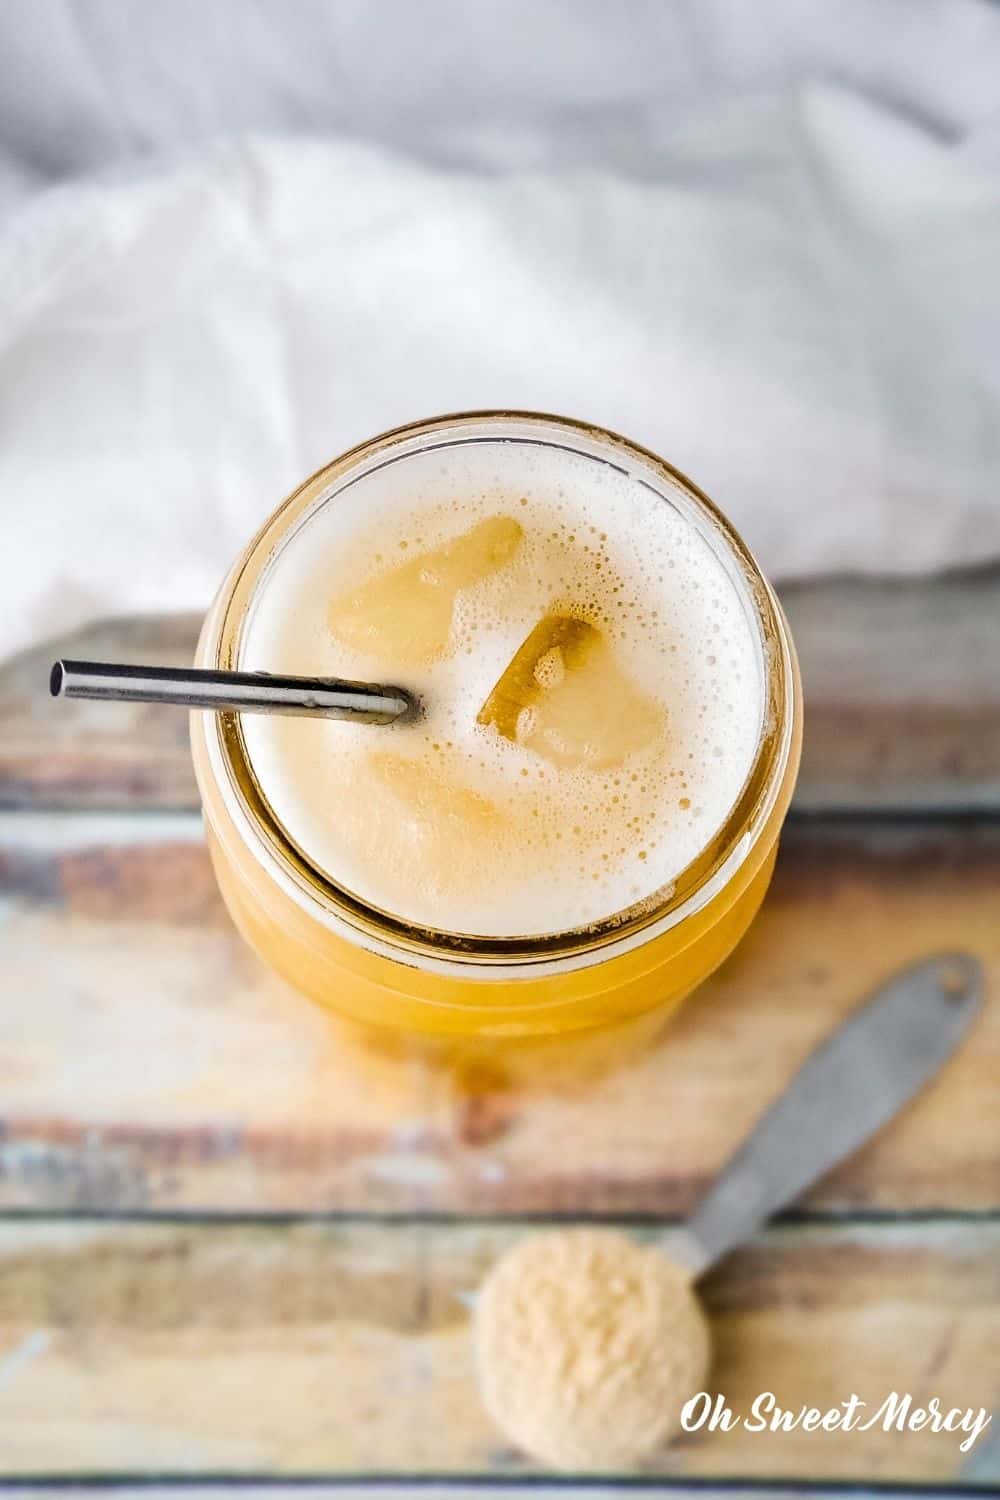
[190,412,802,1045]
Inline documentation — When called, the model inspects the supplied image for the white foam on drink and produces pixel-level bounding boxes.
[239,440,764,939]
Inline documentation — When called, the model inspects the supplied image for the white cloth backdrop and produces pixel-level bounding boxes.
[2,0,1000,660]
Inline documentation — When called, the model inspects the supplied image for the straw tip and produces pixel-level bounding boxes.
[49,662,65,698]
[397,689,424,725]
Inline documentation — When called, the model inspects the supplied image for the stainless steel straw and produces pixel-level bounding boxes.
[50,659,417,725]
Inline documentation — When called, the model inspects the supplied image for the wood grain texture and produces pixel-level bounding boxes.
[1,585,997,1490]
[0,816,996,1216]
[3,573,999,813]
[0,615,200,810]
[783,572,1000,813]
[0,1218,995,1479]
[0,1491,982,1500]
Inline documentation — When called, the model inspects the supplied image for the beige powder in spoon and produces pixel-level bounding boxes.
[474,1227,710,1470]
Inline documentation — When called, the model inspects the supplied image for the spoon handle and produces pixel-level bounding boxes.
[667,952,982,1279]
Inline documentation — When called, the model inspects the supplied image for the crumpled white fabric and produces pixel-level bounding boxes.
[2,0,1000,660]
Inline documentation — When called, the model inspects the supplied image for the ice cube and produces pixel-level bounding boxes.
[477,614,663,770]
[351,751,503,911]
[328,516,523,666]
[367,750,501,839]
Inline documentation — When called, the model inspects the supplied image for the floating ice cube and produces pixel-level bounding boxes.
[477,614,663,770]
[368,750,501,838]
[347,751,503,913]
[328,516,523,666]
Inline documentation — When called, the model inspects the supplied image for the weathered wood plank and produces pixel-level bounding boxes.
[0,816,996,1216]
[783,572,1000,813]
[0,1490,982,1500]
[2,574,999,813]
[0,1219,995,1478]
[0,616,200,811]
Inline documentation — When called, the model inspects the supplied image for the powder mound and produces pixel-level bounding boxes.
[474,1227,710,1470]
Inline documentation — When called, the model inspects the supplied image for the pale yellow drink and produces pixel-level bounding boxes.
[191,412,801,1044]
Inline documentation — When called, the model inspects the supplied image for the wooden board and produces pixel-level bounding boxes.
[0,615,200,811]
[4,573,1000,814]
[0,816,996,1216]
[0,1491,987,1500]
[782,572,1000,813]
[0,1218,996,1479]
[0,1491,985,1500]
[0,581,998,1490]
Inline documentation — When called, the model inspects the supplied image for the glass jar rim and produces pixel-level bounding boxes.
[203,410,796,980]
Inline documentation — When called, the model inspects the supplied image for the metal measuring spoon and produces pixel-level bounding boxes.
[474,953,983,1470]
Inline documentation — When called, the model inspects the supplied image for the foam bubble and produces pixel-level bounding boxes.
[240,439,764,938]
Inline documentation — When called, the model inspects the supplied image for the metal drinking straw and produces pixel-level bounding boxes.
[50,660,418,725]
